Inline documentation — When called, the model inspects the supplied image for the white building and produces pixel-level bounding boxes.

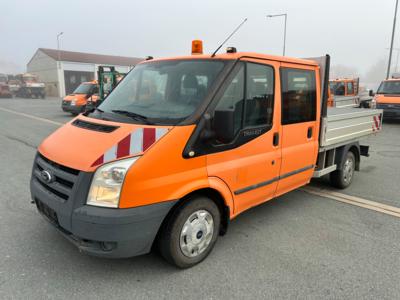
[27,48,142,97]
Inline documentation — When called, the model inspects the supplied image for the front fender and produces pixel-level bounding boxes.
[165,176,234,216]
[208,176,235,217]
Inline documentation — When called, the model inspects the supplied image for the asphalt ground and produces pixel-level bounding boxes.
[0,97,399,299]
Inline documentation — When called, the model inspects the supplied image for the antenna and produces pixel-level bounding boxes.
[211,18,248,57]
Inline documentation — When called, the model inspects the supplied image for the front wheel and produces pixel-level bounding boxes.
[330,151,355,189]
[158,196,220,268]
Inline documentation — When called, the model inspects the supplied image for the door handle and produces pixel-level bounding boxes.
[307,127,313,139]
[273,132,279,146]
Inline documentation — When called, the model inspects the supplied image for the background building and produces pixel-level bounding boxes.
[27,48,143,97]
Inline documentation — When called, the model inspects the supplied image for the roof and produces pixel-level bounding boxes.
[330,78,358,82]
[383,78,400,82]
[147,52,319,66]
[37,48,143,66]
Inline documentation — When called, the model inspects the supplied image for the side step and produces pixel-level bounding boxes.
[313,165,337,178]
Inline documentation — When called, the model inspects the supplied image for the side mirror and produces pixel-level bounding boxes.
[369,90,374,97]
[212,109,235,143]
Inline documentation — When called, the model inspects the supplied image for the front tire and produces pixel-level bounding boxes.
[330,151,355,189]
[158,196,220,268]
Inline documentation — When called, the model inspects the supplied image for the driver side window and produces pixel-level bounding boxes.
[214,62,274,137]
[215,64,245,135]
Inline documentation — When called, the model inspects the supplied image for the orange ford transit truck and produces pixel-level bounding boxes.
[329,78,374,109]
[375,77,400,118]
[30,46,383,268]
[62,80,98,115]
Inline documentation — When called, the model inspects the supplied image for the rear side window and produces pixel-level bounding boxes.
[347,82,354,94]
[281,68,316,125]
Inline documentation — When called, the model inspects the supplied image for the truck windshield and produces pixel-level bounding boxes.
[73,83,95,94]
[377,80,400,94]
[98,60,225,125]
[330,82,345,96]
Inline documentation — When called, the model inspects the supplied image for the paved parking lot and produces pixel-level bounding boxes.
[1,97,399,299]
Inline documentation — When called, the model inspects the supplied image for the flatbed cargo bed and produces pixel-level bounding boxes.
[320,107,383,149]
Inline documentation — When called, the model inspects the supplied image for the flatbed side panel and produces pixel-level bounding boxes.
[321,108,383,147]
[332,95,359,108]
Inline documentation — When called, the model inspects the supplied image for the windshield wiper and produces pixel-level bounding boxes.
[111,110,152,124]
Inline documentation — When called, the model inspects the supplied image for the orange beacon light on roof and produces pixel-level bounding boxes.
[191,40,203,55]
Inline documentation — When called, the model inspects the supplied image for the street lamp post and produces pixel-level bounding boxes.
[387,0,399,79]
[56,32,63,97]
[267,13,287,56]
[57,32,63,66]
[386,47,400,73]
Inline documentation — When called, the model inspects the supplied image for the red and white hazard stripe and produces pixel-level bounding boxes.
[372,115,382,132]
[92,127,168,167]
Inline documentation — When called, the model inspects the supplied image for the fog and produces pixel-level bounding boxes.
[1,0,399,88]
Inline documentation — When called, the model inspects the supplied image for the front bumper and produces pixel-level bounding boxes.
[62,101,85,114]
[30,153,176,258]
[377,104,400,118]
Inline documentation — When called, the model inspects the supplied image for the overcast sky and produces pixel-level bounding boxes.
[1,0,399,84]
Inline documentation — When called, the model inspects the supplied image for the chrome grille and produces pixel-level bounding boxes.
[33,154,79,201]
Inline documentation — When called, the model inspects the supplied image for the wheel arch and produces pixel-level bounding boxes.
[153,181,234,252]
[335,142,360,171]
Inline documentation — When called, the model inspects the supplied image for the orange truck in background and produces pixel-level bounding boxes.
[374,75,400,118]
[15,73,46,99]
[30,43,383,268]
[329,78,373,108]
[62,80,98,115]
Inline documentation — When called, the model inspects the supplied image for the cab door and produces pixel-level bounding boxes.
[206,59,282,215]
[275,64,320,196]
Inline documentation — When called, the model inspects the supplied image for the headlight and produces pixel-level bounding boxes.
[70,100,76,106]
[87,157,139,208]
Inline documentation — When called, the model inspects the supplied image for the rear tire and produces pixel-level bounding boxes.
[158,196,220,269]
[330,151,355,189]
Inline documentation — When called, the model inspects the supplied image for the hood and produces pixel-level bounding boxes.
[63,94,88,105]
[38,115,171,172]
[64,94,87,100]
[375,94,400,104]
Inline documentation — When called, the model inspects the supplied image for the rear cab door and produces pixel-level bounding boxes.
[206,58,282,216]
[275,62,320,196]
